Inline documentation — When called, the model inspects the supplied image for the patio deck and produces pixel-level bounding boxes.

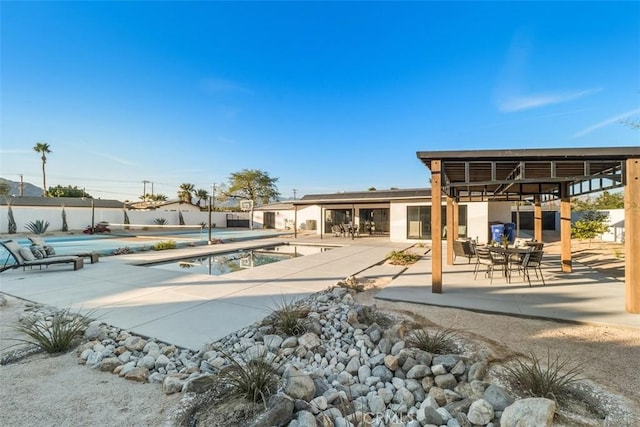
[376,250,640,329]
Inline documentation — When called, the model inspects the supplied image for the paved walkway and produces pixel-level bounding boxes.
[0,237,409,350]
[2,236,638,353]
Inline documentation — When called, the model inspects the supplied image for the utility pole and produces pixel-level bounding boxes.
[142,180,150,201]
[18,174,24,197]
[293,188,297,200]
[211,183,216,211]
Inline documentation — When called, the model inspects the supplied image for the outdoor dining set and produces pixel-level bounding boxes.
[454,238,546,286]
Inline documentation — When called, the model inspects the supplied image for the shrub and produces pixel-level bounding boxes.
[113,247,133,255]
[359,305,394,327]
[406,328,459,354]
[504,350,585,400]
[388,250,420,265]
[337,275,364,292]
[215,350,281,405]
[13,308,91,353]
[25,220,50,234]
[263,298,309,336]
[152,240,176,251]
[154,218,168,225]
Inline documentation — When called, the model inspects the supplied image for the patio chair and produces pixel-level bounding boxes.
[28,236,99,264]
[521,250,546,287]
[474,247,509,284]
[0,240,84,273]
[453,239,475,264]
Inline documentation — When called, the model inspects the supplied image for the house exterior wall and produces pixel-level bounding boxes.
[467,202,490,243]
[252,209,296,230]
[390,201,419,242]
[390,201,491,243]
[0,205,246,234]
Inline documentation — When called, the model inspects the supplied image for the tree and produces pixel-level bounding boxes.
[594,190,624,209]
[194,189,210,207]
[177,183,195,203]
[49,185,91,198]
[572,210,610,247]
[368,187,377,191]
[223,169,280,206]
[33,142,52,196]
[221,169,280,230]
[0,180,10,196]
[572,190,624,211]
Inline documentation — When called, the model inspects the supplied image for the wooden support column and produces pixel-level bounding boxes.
[560,184,572,273]
[625,158,640,313]
[534,195,543,242]
[431,161,443,293]
[453,198,460,239]
[446,195,454,265]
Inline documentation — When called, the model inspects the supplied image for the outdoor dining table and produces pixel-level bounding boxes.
[488,246,534,282]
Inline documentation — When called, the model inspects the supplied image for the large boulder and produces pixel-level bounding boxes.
[500,398,556,427]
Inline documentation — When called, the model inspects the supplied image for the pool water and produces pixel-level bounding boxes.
[8,230,288,256]
[146,244,333,276]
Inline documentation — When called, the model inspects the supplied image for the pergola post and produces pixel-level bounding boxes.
[453,198,460,239]
[294,205,298,238]
[431,161,443,293]
[534,195,543,242]
[446,195,454,265]
[560,183,572,273]
[625,158,640,313]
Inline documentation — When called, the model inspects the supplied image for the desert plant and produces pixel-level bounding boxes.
[12,308,92,353]
[263,298,309,336]
[152,240,176,251]
[504,350,586,400]
[61,206,68,232]
[113,247,133,255]
[337,276,364,292]
[387,250,420,265]
[359,305,394,327]
[406,328,459,354]
[25,220,50,234]
[7,201,17,234]
[215,350,282,405]
[154,217,168,225]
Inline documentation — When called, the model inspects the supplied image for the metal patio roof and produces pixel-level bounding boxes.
[416,146,640,201]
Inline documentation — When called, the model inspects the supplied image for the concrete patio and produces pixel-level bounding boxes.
[377,249,640,330]
[1,235,637,355]
[0,237,410,350]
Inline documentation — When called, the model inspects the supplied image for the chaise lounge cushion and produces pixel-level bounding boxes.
[31,245,47,259]
[19,247,37,262]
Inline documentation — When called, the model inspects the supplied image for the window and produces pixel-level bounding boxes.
[407,205,467,239]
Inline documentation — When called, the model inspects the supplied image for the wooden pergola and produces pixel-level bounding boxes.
[416,147,640,314]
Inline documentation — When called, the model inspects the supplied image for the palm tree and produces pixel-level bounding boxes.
[33,142,52,196]
[194,189,209,207]
[177,183,195,203]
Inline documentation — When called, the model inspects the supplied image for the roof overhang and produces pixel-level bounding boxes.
[417,147,640,202]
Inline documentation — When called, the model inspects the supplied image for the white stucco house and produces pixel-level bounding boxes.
[252,188,518,243]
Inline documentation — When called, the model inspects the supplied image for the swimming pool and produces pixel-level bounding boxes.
[6,230,290,256]
[146,244,333,276]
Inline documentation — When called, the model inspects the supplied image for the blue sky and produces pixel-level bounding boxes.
[1,1,638,202]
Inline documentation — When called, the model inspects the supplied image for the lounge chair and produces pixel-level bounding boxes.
[28,236,99,264]
[0,240,84,273]
[453,239,475,264]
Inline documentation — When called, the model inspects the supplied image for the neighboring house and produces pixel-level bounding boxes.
[252,201,296,230]
[254,188,516,243]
